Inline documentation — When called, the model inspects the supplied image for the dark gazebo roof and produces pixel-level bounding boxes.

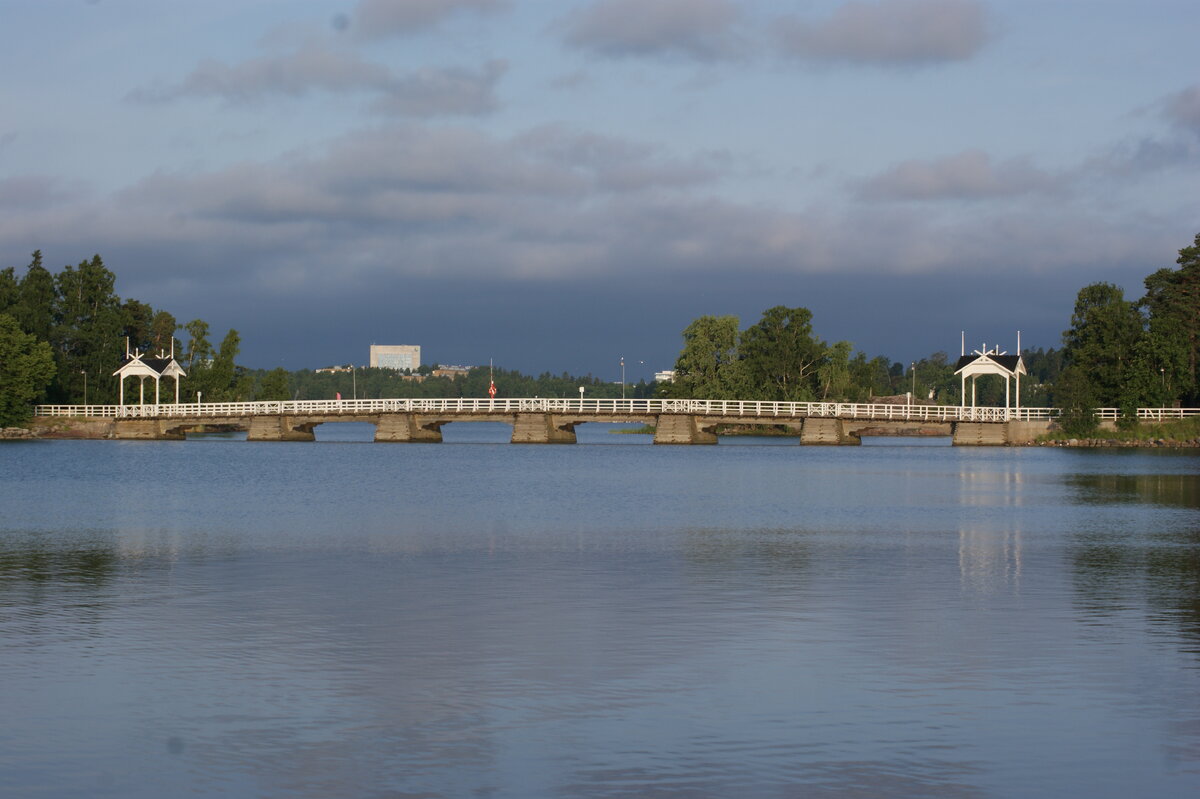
[955,353,1023,373]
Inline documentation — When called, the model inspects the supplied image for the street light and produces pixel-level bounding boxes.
[352,364,357,400]
[910,362,916,405]
[80,370,87,407]
[620,356,625,400]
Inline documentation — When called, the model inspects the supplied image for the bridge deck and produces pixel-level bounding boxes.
[31,397,1155,422]
[34,397,1200,424]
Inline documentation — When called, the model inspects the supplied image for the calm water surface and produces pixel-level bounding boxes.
[2,425,1199,797]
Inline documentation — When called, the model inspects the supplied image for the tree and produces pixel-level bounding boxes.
[13,251,56,343]
[817,340,853,400]
[121,299,155,354]
[257,368,291,401]
[1061,282,1145,406]
[149,310,179,356]
[739,306,825,401]
[1052,365,1099,437]
[0,266,17,315]
[0,314,56,427]
[669,315,743,399]
[913,351,959,405]
[1141,232,1200,404]
[183,319,213,370]
[207,328,243,401]
[52,254,126,404]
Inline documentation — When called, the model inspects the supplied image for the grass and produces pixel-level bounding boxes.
[1039,416,1200,442]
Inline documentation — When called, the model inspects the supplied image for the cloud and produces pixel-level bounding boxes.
[0,176,80,212]
[128,43,503,117]
[1,124,1184,342]
[857,150,1063,201]
[1162,84,1200,138]
[128,42,392,104]
[514,125,724,192]
[560,0,744,61]
[370,60,506,117]
[352,0,505,39]
[776,0,990,67]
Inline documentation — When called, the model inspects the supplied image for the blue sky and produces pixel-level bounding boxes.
[2,0,1197,380]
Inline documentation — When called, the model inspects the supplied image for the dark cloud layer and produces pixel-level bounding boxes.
[777,0,991,67]
[561,0,744,61]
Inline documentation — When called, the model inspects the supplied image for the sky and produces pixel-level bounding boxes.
[1,0,1197,381]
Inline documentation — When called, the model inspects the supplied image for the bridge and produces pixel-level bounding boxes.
[31,398,1199,445]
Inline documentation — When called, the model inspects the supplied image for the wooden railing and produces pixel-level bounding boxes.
[34,398,1200,423]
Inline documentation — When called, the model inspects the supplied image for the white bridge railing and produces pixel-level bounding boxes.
[33,398,1200,423]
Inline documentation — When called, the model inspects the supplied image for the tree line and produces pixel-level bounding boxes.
[658,231,1197,433]
[658,306,1062,407]
[0,249,645,425]
[0,251,245,425]
[3,232,1195,429]
[1055,233,1199,432]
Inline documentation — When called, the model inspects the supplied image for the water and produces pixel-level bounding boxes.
[2,427,1199,797]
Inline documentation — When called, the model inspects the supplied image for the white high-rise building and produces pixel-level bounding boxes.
[370,344,421,371]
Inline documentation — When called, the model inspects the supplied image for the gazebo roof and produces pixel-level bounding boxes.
[955,351,1025,377]
[112,352,187,378]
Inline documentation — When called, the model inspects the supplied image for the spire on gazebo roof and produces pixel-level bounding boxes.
[113,337,187,406]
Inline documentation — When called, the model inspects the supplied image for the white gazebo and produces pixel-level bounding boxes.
[955,338,1026,411]
[113,339,187,406]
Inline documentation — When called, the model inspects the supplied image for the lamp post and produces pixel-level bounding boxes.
[620,356,625,400]
[352,364,357,400]
[910,362,916,405]
[80,370,87,407]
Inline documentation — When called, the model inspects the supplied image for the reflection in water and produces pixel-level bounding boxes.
[959,525,1022,596]
[1067,472,1200,509]
[0,541,118,586]
[3,443,1200,797]
[1066,468,1200,649]
[1072,528,1200,649]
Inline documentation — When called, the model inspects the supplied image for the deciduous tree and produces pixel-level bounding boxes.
[739,306,825,401]
[669,315,743,399]
[0,314,56,427]
[1061,282,1145,406]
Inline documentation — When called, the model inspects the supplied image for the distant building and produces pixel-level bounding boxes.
[314,364,352,374]
[370,344,420,371]
[654,370,676,383]
[432,366,471,379]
